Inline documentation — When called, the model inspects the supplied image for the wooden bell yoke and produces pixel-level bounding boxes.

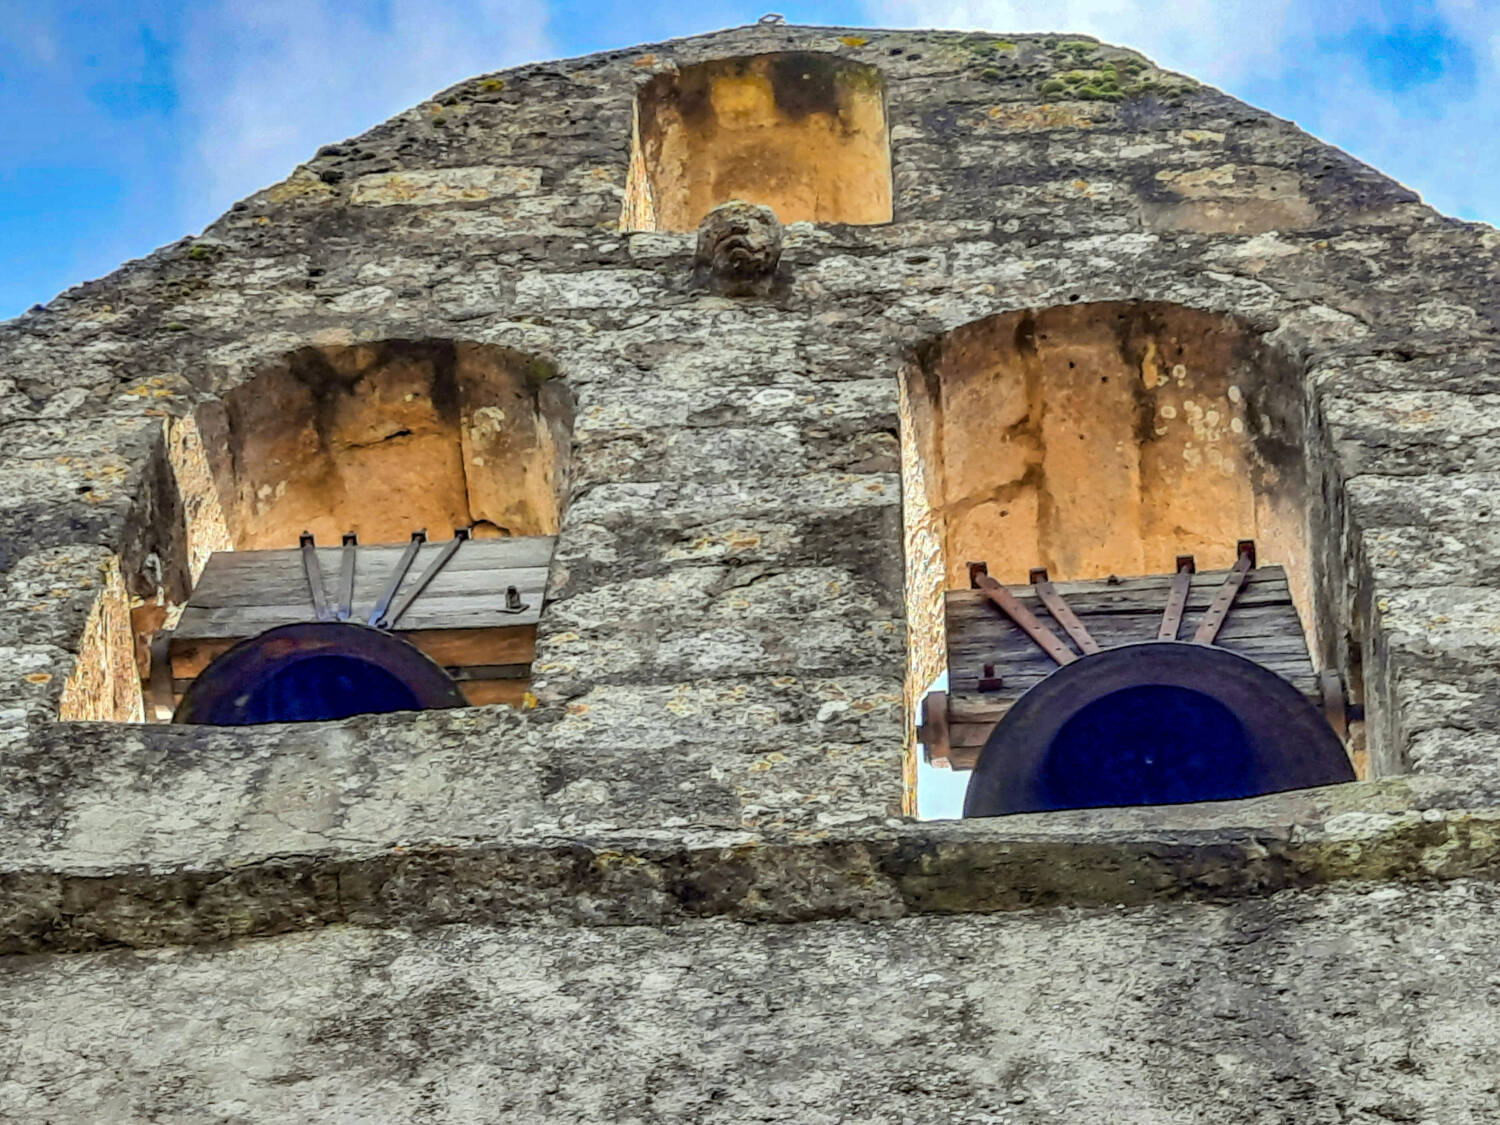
[917,541,1358,816]
[152,529,550,724]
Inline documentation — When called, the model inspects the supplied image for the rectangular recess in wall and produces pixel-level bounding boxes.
[622,52,892,231]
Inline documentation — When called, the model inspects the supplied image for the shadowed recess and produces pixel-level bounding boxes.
[622,51,892,231]
[179,340,575,553]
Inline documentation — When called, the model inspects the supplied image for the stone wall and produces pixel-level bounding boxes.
[2,23,1500,1121]
[5,883,1500,1122]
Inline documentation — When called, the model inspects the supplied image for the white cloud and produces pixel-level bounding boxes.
[176,0,553,223]
[0,3,61,67]
[865,0,1500,223]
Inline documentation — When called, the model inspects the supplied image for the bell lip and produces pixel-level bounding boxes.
[172,620,466,727]
[962,640,1355,819]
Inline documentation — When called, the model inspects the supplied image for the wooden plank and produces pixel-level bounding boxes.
[460,679,531,707]
[951,591,1306,637]
[170,624,535,679]
[182,558,547,617]
[944,745,982,771]
[945,566,1293,622]
[945,673,1324,716]
[197,535,554,581]
[916,691,951,766]
[407,626,535,670]
[185,562,549,611]
[948,609,1313,666]
[947,622,1310,663]
[949,722,995,749]
[174,571,547,640]
[182,537,554,624]
[956,564,1290,598]
[946,652,1320,704]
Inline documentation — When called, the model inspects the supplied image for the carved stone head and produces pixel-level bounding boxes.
[694,200,784,296]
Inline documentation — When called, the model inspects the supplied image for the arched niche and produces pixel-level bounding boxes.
[899,301,1332,789]
[61,340,574,725]
[180,339,574,558]
[622,52,892,232]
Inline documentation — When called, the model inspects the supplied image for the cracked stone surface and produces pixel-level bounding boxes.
[1,22,1499,1120]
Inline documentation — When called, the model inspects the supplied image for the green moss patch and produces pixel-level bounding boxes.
[1040,58,1189,102]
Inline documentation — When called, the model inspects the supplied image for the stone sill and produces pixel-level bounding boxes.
[6,776,1497,956]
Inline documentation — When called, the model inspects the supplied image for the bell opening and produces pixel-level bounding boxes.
[229,654,423,725]
[1040,684,1258,810]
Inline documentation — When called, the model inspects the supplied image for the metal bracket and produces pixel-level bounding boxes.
[974,571,1077,666]
[336,532,358,621]
[300,532,332,621]
[1191,540,1255,646]
[1158,554,1196,642]
[977,663,1004,692]
[382,527,470,631]
[369,530,427,629]
[1029,567,1100,655]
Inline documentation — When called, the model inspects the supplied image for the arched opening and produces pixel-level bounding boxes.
[899,302,1354,817]
[80,340,574,726]
[622,52,892,231]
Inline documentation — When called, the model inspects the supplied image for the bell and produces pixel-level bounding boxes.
[962,641,1355,817]
[174,621,465,726]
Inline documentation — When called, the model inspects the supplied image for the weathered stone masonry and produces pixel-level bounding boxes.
[3,23,1500,1122]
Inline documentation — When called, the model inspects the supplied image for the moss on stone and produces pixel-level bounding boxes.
[1122,77,1193,103]
[838,35,868,47]
[519,354,560,386]
[964,36,1016,53]
[479,78,506,92]
[832,61,886,97]
[1041,58,1184,102]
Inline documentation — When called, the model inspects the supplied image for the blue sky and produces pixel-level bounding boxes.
[2,1,1498,318]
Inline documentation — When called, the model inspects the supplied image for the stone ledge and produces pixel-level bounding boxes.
[5,777,1498,954]
[7,883,1497,1124]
